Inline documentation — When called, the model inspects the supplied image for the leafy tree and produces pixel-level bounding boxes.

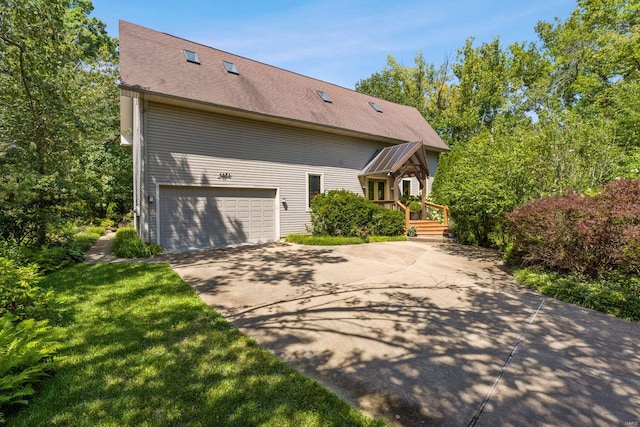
[0,0,126,247]
[358,0,637,248]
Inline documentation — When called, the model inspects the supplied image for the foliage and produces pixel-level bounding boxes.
[506,179,640,278]
[406,226,417,237]
[514,267,640,321]
[309,190,376,236]
[0,0,129,248]
[0,315,59,421]
[357,0,638,249]
[309,190,404,238]
[73,231,101,252]
[371,209,405,236]
[27,244,84,275]
[72,225,105,252]
[408,201,422,213]
[84,226,106,236]
[0,257,51,321]
[111,228,163,258]
[5,263,385,426]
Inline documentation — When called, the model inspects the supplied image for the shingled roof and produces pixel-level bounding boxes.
[119,21,448,151]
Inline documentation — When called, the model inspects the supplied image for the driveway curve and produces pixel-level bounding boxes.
[165,241,640,427]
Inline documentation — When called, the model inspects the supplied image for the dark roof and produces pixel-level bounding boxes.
[118,21,449,151]
[359,140,428,177]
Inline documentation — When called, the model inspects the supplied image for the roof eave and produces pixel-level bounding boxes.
[119,85,446,149]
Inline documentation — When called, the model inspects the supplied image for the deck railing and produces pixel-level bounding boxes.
[394,201,449,229]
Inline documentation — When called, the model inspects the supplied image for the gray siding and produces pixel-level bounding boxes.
[144,103,389,242]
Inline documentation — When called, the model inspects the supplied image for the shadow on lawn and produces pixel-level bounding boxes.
[167,243,640,426]
[9,262,381,427]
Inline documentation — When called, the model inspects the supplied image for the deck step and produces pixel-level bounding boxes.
[408,220,448,237]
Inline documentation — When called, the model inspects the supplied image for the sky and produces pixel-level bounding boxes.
[91,0,577,89]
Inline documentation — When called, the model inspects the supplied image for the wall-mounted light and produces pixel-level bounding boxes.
[281,198,286,204]
[148,194,155,203]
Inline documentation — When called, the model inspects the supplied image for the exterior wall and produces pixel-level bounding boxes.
[426,151,440,194]
[400,150,441,199]
[142,102,390,243]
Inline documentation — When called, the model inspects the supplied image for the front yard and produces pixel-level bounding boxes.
[6,263,385,426]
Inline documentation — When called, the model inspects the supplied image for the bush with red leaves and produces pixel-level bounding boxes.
[506,179,640,278]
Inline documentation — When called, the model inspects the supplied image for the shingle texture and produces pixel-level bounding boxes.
[119,21,448,151]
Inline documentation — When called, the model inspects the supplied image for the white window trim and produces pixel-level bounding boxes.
[306,172,324,212]
[402,178,412,197]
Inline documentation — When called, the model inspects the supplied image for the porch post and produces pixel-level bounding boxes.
[393,174,400,202]
[421,175,427,218]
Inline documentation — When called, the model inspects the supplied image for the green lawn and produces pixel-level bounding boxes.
[7,263,386,426]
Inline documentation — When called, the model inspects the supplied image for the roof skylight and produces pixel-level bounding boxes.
[184,49,200,64]
[223,61,239,74]
[316,91,332,103]
[369,102,383,113]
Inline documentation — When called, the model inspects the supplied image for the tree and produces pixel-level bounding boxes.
[0,0,124,246]
[355,51,451,137]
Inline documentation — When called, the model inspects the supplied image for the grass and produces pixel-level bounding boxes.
[6,263,386,426]
[111,228,163,258]
[73,226,105,252]
[514,267,640,321]
[285,234,407,245]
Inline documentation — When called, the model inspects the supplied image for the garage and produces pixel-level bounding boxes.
[158,186,277,252]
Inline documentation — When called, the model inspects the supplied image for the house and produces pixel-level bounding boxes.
[119,21,449,252]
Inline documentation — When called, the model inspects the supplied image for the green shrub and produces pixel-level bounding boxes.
[408,201,422,213]
[73,231,100,252]
[514,267,640,321]
[100,218,115,228]
[0,315,59,421]
[0,258,50,321]
[111,228,163,258]
[84,226,105,236]
[309,190,405,237]
[407,226,417,237]
[372,208,405,236]
[309,190,376,237]
[27,244,84,275]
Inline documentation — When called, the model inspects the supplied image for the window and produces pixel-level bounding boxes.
[184,49,200,64]
[402,180,411,198]
[367,179,387,201]
[316,90,332,103]
[223,61,239,74]
[369,101,383,113]
[306,173,323,209]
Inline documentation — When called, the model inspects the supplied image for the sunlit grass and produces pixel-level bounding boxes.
[7,263,386,426]
[513,267,640,321]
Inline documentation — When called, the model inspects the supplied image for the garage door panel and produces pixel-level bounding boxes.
[159,186,276,252]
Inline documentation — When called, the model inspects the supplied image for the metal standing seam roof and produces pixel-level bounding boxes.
[118,21,449,152]
[359,140,428,176]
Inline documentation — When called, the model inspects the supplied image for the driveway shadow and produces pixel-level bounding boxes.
[167,242,640,427]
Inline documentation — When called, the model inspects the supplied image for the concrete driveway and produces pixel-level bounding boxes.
[165,241,640,426]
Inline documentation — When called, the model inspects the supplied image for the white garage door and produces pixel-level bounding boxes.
[159,186,276,252]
